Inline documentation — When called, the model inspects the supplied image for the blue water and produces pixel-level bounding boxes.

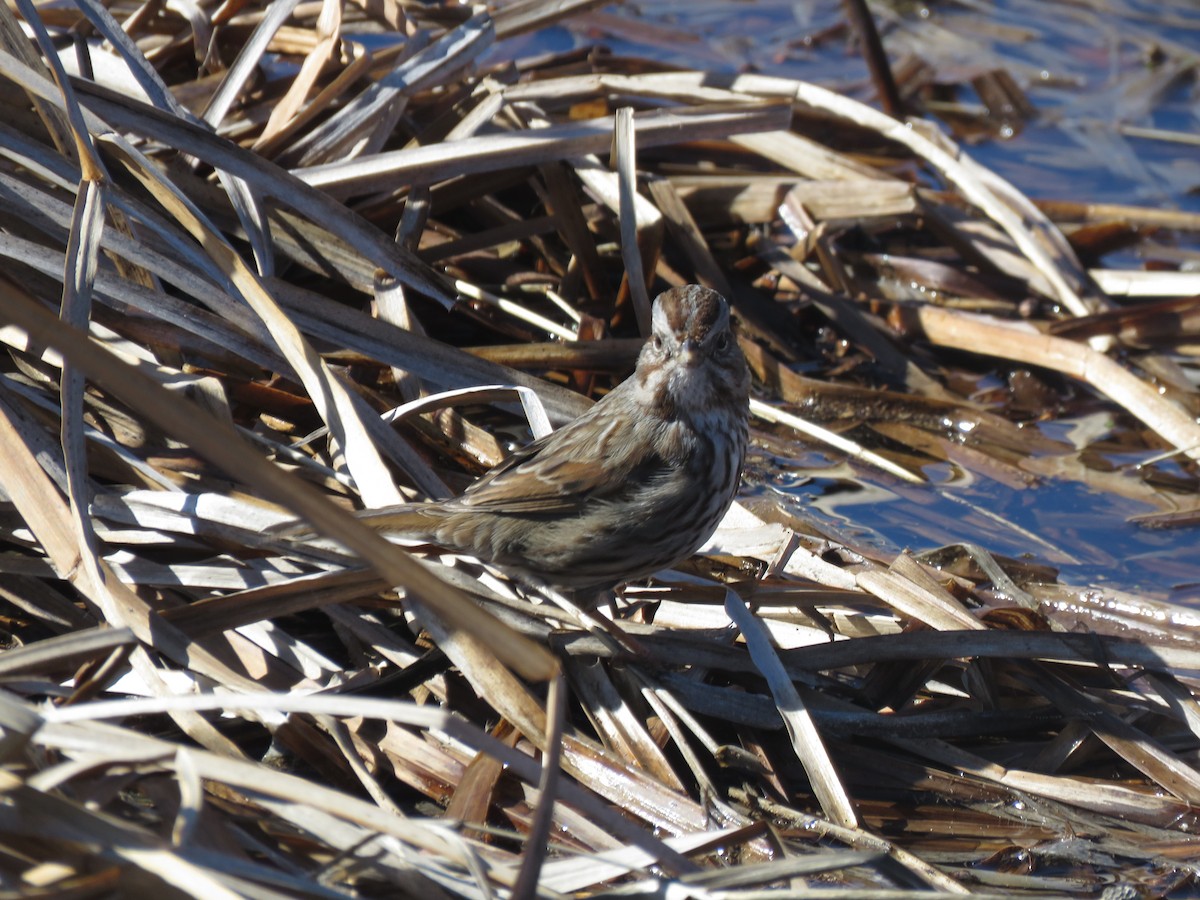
[511,1,1200,600]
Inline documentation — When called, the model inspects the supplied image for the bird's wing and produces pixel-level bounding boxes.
[453,402,662,515]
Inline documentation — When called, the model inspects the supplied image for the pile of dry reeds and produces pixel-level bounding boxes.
[2,0,1200,896]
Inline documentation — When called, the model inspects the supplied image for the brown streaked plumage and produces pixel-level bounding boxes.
[359,285,750,595]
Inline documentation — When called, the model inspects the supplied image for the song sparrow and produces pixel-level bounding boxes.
[359,284,750,596]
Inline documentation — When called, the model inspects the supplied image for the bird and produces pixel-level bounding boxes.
[355,284,750,598]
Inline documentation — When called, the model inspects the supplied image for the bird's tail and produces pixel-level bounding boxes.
[267,503,438,543]
[353,504,441,539]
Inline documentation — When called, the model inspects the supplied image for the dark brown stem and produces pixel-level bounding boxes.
[841,0,905,117]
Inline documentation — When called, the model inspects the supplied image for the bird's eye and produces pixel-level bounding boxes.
[714,332,730,351]
[652,334,664,351]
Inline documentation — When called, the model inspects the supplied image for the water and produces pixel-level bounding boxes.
[510,0,1200,601]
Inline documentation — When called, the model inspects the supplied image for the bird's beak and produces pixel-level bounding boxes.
[680,338,703,367]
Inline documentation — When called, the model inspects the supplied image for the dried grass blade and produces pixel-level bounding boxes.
[37,41,111,619]
[375,384,552,441]
[787,628,1200,673]
[613,106,652,335]
[791,80,1095,315]
[761,245,942,394]
[567,659,683,789]
[891,735,1188,821]
[0,167,253,343]
[644,176,731,295]
[91,134,405,503]
[69,80,455,303]
[750,398,921,482]
[725,589,858,828]
[0,626,134,677]
[45,695,689,874]
[739,789,994,893]
[220,172,275,277]
[0,778,245,899]
[491,0,608,38]
[0,694,42,760]
[531,825,744,891]
[604,69,1088,313]
[25,722,461,878]
[1031,671,1200,805]
[0,4,72,154]
[253,42,373,156]
[1146,672,1200,745]
[258,0,340,144]
[0,280,558,682]
[856,569,983,631]
[1091,269,1200,297]
[455,280,578,340]
[59,174,106,606]
[0,389,86,593]
[511,672,565,900]
[917,305,1200,461]
[295,102,792,194]
[267,279,591,423]
[170,747,203,847]
[539,162,605,299]
[201,0,302,127]
[68,0,190,118]
[554,736,707,854]
[294,10,493,165]
[634,673,745,807]
[373,272,425,404]
[4,46,454,319]
[684,850,888,889]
